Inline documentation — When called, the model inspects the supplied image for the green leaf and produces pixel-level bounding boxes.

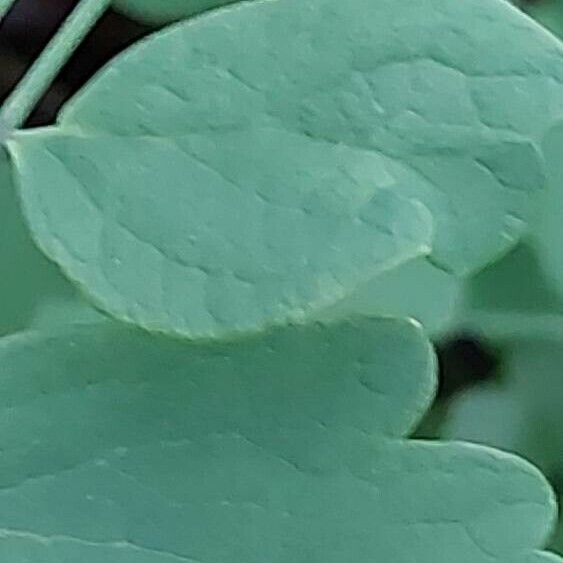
[8,0,561,337]
[524,0,563,39]
[0,148,96,334]
[316,257,460,336]
[0,316,559,562]
[533,121,563,302]
[113,0,239,25]
[512,0,563,299]
[451,242,563,340]
[29,293,103,329]
[461,243,561,315]
[10,129,431,338]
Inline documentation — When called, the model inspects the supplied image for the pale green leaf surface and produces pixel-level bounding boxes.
[534,121,563,301]
[0,316,559,562]
[11,128,432,338]
[0,148,96,334]
[29,294,103,329]
[113,0,239,25]
[316,257,460,336]
[9,0,563,336]
[516,1,563,300]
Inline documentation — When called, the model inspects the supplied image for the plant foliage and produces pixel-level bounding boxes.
[0,0,562,560]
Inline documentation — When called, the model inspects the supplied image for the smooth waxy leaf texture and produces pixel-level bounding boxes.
[0,148,97,334]
[533,122,563,302]
[8,0,562,337]
[11,129,431,337]
[317,257,460,336]
[113,0,239,25]
[0,316,560,562]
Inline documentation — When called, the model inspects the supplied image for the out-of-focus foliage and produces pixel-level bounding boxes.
[316,257,460,337]
[441,243,563,552]
[521,0,563,39]
[432,4,563,553]
[1,1,563,561]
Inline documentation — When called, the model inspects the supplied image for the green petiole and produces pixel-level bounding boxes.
[0,0,112,130]
[0,0,17,21]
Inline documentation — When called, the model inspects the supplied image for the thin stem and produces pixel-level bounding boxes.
[0,0,112,129]
[0,0,17,22]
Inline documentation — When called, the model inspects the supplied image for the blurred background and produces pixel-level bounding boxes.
[0,0,151,127]
[0,0,562,554]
